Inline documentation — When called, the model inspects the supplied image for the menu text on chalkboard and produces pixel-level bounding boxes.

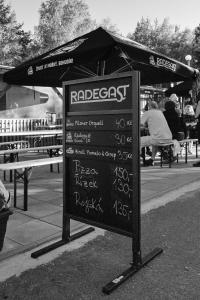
[63,72,140,237]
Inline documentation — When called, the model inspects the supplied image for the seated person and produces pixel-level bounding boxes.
[195,96,200,143]
[141,101,173,166]
[163,100,193,154]
[169,93,179,107]
[163,100,186,140]
[183,98,195,124]
[183,98,196,138]
[140,103,152,162]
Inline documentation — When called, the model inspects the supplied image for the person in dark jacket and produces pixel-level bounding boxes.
[163,100,186,140]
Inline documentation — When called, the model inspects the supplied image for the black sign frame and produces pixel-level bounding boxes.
[63,72,140,239]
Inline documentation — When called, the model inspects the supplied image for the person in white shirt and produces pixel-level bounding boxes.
[141,101,173,166]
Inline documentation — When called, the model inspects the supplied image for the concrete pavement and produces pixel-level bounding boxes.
[1,151,200,262]
[0,148,200,297]
[1,173,200,298]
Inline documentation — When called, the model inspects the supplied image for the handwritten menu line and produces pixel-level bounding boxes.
[66,115,133,131]
[66,146,133,162]
[65,131,133,147]
[70,159,133,225]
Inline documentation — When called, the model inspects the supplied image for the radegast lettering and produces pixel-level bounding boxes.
[157,58,176,72]
[71,85,130,104]
[149,55,176,72]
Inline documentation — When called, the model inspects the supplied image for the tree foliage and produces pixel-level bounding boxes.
[35,0,96,53]
[128,17,194,64]
[0,0,32,66]
[192,24,200,68]
[98,17,119,34]
[1,0,199,71]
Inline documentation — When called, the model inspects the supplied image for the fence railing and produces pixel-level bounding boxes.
[0,117,63,146]
[0,118,48,132]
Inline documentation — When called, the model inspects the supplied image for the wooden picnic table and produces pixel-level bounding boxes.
[0,140,29,149]
[0,156,63,211]
[23,130,63,147]
[0,144,63,156]
[178,138,198,163]
[0,144,63,181]
[0,129,62,137]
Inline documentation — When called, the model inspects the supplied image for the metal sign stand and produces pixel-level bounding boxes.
[31,71,163,297]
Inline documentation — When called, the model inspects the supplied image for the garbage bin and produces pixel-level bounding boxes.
[0,209,13,251]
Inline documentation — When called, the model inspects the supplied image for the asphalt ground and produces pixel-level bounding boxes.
[0,184,200,299]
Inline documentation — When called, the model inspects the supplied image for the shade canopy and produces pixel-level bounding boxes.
[3,27,199,87]
[165,80,193,97]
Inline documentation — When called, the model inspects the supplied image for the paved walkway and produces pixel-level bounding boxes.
[1,159,200,298]
[0,152,84,261]
[1,148,200,263]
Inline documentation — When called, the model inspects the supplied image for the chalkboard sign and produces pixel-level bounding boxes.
[67,158,133,235]
[63,72,140,237]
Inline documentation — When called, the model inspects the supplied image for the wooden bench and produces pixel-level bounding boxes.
[0,129,62,137]
[177,138,198,163]
[141,142,175,168]
[0,144,63,156]
[0,157,63,211]
[0,145,63,181]
[157,142,175,168]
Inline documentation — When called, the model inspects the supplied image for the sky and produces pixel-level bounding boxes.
[5,0,200,36]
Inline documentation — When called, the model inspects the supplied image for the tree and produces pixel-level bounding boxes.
[192,24,200,68]
[98,17,119,34]
[128,17,154,48]
[0,0,32,66]
[35,0,95,52]
[128,17,193,64]
[169,27,193,62]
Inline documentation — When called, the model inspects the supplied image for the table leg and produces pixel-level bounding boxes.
[24,168,28,211]
[14,167,32,211]
[185,142,188,163]
[14,169,17,208]
[160,147,163,167]
[141,147,146,166]
[168,145,171,168]
[3,154,6,181]
[49,149,53,172]
[196,141,198,158]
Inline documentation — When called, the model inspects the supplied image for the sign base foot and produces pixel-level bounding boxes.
[31,227,95,258]
[102,247,163,295]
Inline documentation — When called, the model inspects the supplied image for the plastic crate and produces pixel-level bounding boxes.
[0,209,13,251]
